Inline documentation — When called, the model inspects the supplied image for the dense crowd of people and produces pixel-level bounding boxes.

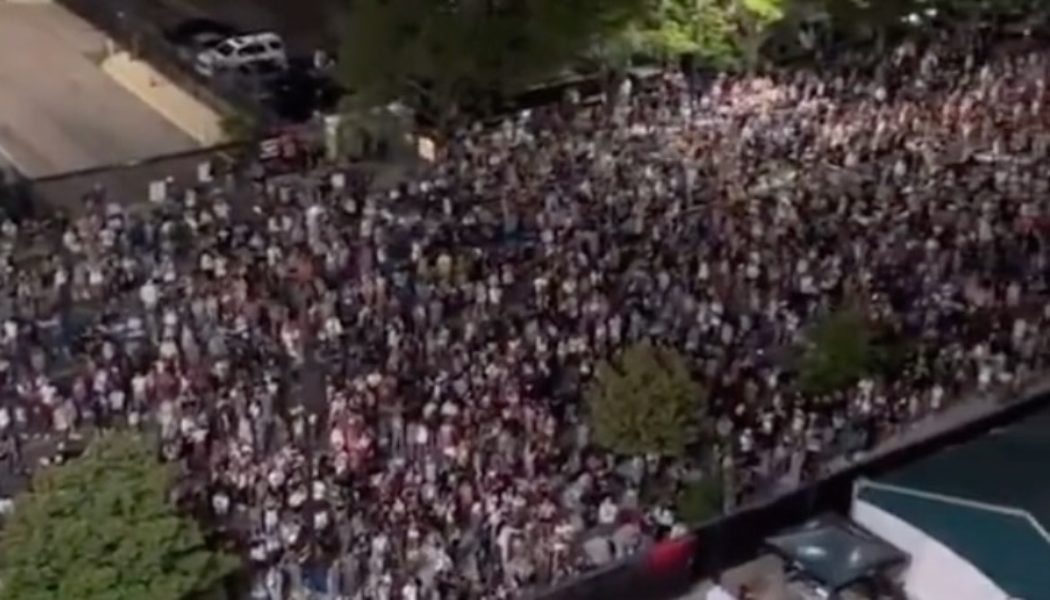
[2,20,1050,600]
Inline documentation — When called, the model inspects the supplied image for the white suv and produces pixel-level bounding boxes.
[195,32,287,77]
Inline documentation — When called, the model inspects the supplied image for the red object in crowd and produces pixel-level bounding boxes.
[645,535,696,576]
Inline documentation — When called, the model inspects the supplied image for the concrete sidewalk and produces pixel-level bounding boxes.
[102,50,226,146]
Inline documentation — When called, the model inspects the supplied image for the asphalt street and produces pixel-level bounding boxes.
[0,4,197,178]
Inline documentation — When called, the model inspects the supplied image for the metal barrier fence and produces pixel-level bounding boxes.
[526,541,697,600]
[25,142,244,214]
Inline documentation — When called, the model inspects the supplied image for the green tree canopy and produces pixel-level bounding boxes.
[0,432,239,600]
[338,0,648,124]
[587,342,702,457]
[796,307,879,397]
[611,0,788,69]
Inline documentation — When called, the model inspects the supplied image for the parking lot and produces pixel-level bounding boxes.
[113,0,336,54]
[0,4,197,178]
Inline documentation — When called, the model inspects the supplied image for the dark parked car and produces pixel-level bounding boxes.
[227,58,287,98]
[164,18,241,64]
[263,68,346,123]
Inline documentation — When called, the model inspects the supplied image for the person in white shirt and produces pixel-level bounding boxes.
[598,497,619,525]
[706,584,737,600]
[401,579,418,600]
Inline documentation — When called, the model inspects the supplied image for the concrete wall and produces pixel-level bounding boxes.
[101,50,226,146]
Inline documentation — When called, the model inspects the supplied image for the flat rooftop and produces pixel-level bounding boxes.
[857,402,1050,600]
[0,4,196,178]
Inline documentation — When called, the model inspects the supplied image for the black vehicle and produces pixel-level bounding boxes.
[229,58,287,98]
[164,18,241,64]
[263,68,346,123]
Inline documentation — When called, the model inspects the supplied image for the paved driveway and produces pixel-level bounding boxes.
[0,4,196,178]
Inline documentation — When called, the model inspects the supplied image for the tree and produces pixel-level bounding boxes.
[796,307,878,396]
[337,0,648,127]
[736,0,790,63]
[0,432,239,600]
[616,0,788,69]
[587,342,702,457]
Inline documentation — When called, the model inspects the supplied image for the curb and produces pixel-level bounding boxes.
[101,50,225,146]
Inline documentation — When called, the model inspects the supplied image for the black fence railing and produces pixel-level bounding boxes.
[23,143,243,216]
